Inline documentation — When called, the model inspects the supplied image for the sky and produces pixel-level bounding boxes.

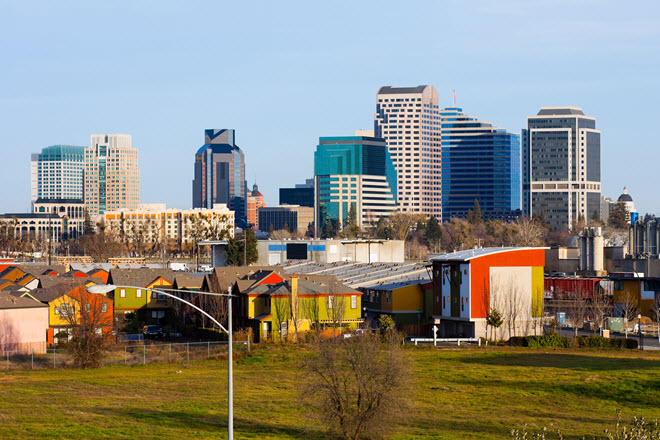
[1,0,659,215]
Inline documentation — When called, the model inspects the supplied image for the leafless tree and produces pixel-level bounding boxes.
[514,216,546,247]
[489,277,507,341]
[325,282,346,337]
[565,285,590,337]
[272,295,290,342]
[591,287,612,336]
[288,284,305,343]
[303,294,321,338]
[619,290,639,339]
[59,289,113,368]
[301,332,411,440]
[653,293,660,343]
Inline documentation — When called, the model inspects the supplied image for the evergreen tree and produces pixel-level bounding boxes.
[466,199,483,225]
[344,203,360,238]
[591,209,600,223]
[608,202,629,229]
[425,217,442,252]
[226,229,259,266]
[83,209,95,236]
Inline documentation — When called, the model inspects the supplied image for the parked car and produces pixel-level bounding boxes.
[143,325,165,339]
[169,263,189,272]
[198,264,213,272]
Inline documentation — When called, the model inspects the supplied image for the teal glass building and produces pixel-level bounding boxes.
[314,136,397,231]
[440,108,520,221]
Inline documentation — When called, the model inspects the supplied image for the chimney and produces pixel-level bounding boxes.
[291,275,299,320]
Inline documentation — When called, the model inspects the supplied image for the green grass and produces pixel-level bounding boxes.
[0,345,659,439]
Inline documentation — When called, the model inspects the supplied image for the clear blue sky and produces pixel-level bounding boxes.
[1,1,659,215]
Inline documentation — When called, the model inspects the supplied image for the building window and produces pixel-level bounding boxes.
[351,295,357,309]
[54,306,60,315]
[152,291,157,299]
[101,303,107,313]
[85,303,91,313]
[120,289,126,298]
[136,289,142,298]
[328,296,333,309]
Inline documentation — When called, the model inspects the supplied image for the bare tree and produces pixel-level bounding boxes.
[619,290,639,339]
[591,287,612,336]
[59,288,113,368]
[288,282,305,343]
[303,294,321,338]
[653,293,660,344]
[325,282,346,337]
[272,295,290,342]
[302,332,411,440]
[565,285,590,337]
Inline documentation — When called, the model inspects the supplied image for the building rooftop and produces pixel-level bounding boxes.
[0,292,48,309]
[431,247,548,262]
[378,85,429,95]
[536,106,585,116]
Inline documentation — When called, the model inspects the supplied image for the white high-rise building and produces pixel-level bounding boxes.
[374,85,442,219]
[522,107,601,231]
[85,134,140,216]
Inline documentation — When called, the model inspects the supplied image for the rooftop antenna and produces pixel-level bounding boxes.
[452,89,456,107]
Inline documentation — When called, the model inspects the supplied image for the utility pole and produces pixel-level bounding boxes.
[47,211,52,265]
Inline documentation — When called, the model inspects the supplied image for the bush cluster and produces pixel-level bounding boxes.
[507,333,638,350]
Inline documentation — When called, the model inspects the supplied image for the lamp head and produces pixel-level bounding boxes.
[87,284,117,294]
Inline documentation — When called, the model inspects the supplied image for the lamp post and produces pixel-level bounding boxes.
[87,284,235,439]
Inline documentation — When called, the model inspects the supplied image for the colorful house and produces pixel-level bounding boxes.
[431,247,546,338]
[362,280,433,334]
[32,285,113,345]
[241,275,363,342]
[107,268,176,324]
[0,292,49,353]
[610,276,659,319]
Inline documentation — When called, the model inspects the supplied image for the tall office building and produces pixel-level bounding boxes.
[375,85,442,219]
[246,183,266,228]
[314,136,397,230]
[192,129,247,227]
[522,107,601,231]
[440,108,520,220]
[30,145,86,202]
[85,134,140,216]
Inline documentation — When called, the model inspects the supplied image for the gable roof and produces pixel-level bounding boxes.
[108,268,176,288]
[20,264,67,277]
[173,275,205,290]
[430,247,548,262]
[206,266,286,293]
[37,276,91,291]
[0,292,49,310]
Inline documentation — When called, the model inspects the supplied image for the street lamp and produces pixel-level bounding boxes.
[87,284,236,440]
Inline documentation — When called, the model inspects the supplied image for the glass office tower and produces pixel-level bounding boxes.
[314,136,397,231]
[440,108,520,221]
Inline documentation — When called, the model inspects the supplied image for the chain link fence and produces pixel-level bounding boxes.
[0,340,250,370]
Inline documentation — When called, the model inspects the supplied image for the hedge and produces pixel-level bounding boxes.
[507,333,638,350]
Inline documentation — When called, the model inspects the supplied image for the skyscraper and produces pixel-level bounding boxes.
[30,145,86,202]
[246,183,266,228]
[192,129,247,227]
[84,134,140,216]
[440,107,520,220]
[522,107,601,231]
[375,85,442,219]
[314,136,397,231]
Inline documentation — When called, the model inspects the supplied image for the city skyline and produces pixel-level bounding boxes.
[1,1,659,215]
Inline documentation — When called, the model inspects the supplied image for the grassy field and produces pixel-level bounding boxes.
[0,345,659,439]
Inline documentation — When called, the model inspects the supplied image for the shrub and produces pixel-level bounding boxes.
[508,336,526,347]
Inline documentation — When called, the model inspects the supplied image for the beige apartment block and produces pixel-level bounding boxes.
[375,85,442,220]
[104,204,234,250]
[85,134,140,216]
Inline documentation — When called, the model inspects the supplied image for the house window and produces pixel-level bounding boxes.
[120,289,126,298]
[136,289,142,298]
[351,296,357,309]
[158,293,165,300]
[85,303,91,313]
[101,303,107,313]
[152,291,157,299]
[152,311,157,318]
[328,296,333,309]
[95,327,102,336]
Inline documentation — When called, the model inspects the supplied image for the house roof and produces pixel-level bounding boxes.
[430,247,548,262]
[0,292,49,309]
[20,264,67,277]
[108,268,176,288]
[37,276,91,291]
[173,275,205,290]
[206,266,286,293]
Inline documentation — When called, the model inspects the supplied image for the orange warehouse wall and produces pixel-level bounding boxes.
[470,249,546,319]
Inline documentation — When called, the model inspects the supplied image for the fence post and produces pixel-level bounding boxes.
[169,344,171,363]
[208,341,210,359]
[124,346,127,365]
[187,342,189,362]
[6,351,8,371]
[31,351,34,370]
[143,344,146,365]
[247,337,250,353]
[53,348,56,368]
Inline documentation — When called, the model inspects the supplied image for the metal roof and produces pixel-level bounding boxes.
[378,85,429,95]
[430,247,547,262]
